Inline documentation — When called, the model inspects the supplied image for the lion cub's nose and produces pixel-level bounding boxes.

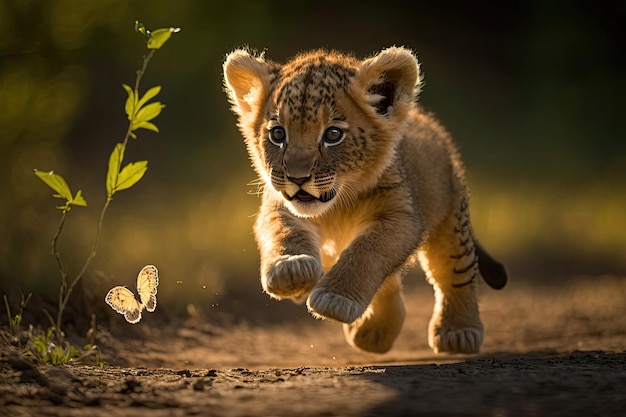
[287,176,311,186]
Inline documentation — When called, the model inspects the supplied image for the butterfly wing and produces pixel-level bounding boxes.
[136,264,159,312]
[105,286,143,324]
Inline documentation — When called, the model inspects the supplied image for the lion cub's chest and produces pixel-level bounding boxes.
[315,209,370,272]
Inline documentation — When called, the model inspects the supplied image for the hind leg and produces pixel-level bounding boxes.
[419,197,483,353]
[342,272,406,353]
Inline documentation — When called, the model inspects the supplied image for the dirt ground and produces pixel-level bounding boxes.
[1,276,625,416]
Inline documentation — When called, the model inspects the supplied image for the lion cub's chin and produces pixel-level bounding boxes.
[285,198,336,218]
[276,187,339,218]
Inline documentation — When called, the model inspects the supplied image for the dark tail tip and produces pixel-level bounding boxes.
[475,241,508,290]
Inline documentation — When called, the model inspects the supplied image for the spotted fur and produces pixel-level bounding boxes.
[223,47,507,354]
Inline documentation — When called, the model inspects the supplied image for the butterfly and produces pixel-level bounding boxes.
[105,265,159,324]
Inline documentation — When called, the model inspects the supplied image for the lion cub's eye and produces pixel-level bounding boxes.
[269,126,287,147]
[322,127,345,146]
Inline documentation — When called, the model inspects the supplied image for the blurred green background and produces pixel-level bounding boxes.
[1,0,625,326]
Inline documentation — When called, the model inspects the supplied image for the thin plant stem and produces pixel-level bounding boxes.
[51,210,68,336]
[3,295,13,335]
[55,197,111,340]
[135,50,156,96]
[51,210,68,284]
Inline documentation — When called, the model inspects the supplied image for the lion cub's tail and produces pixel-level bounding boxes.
[475,242,508,290]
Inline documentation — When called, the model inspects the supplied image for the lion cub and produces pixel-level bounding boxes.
[223,46,507,354]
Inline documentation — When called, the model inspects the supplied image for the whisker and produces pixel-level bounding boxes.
[246,177,266,196]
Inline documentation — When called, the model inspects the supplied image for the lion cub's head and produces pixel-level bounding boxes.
[223,47,421,218]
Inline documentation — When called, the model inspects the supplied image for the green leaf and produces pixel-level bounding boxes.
[106,143,125,197]
[133,101,165,125]
[147,27,181,50]
[115,161,148,192]
[72,189,87,207]
[34,170,73,201]
[136,86,161,112]
[122,84,135,119]
[133,121,159,133]
[34,170,86,209]
[32,337,45,352]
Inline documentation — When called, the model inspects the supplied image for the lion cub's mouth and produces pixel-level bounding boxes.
[282,189,337,203]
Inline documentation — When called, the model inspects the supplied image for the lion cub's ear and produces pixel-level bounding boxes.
[356,47,421,120]
[223,49,274,118]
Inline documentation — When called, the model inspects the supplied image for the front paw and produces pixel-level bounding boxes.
[263,254,322,302]
[306,287,367,323]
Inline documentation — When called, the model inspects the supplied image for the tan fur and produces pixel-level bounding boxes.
[223,46,505,354]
